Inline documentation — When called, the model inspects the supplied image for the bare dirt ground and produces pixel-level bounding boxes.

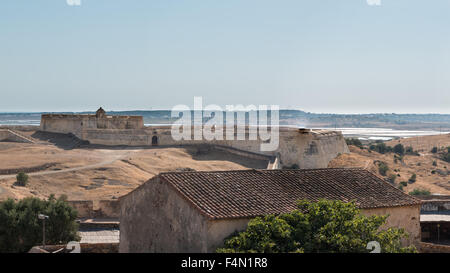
[0,131,267,201]
[329,135,450,195]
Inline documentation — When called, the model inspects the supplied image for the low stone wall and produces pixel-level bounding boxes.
[29,243,119,253]
[0,163,57,175]
[0,129,34,143]
[68,200,120,219]
[213,145,274,161]
[420,242,450,253]
[68,200,94,219]
[97,200,121,218]
[0,125,39,131]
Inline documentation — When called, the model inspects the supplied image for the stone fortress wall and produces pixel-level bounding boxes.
[0,129,35,143]
[40,108,349,169]
[40,107,144,136]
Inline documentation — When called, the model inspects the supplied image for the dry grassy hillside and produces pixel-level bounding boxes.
[329,135,450,195]
[386,133,450,153]
[0,131,267,201]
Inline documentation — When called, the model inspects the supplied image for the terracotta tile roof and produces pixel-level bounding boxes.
[157,168,421,220]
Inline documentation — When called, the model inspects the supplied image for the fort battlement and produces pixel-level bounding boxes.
[40,108,144,137]
[39,108,349,169]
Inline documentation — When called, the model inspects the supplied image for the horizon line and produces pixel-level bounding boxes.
[1,109,450,115]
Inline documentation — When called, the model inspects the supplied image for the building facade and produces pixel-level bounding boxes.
[119,169,422,253]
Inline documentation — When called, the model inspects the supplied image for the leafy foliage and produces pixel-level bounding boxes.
[378,161,389,176]
[387,174,397,184]
[217,200,416,253]
[16,172,29,187]
[409,189,431,196]
[442,147,450,163]
[346,138,363,149]
[393,144,405,155]
[0,195,80,253]
[405,146,419,156]
[408,174,417,183]
[370,143,392,154]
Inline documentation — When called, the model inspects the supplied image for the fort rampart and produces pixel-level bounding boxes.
[40,110,349,169]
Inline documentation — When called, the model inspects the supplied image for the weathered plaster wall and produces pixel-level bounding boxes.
[362,205,421,247]
[206,218,251,252]
[119,177,209,253]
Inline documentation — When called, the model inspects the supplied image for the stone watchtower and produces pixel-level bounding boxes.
[96,107,106,118]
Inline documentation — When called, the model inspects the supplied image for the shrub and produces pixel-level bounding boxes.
[216,200,416,253]
[387,174,397,184]
[408,174,417,183]
[399,181,408,187]
[16,172,29,187]
[409,189,431,196]
[393,144,405,155]
[378,162,389,176]
[394,154,403,163]
[405,146,419,156]
[431,147,438,154]
[0,195,79,253]
[370,143,391,154]
[346,138,363,149]
[443,151,450,163]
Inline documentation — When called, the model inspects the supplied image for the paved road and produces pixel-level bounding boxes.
[0,150,136,180]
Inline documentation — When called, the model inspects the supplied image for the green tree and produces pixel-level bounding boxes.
[217,200,416,253]
[0,195,80,253]
[16,171,29,187]
[346,138,363,149]
[370,143,391,154]
[393,144,405,155]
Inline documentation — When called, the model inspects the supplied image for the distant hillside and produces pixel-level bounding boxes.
[1,110,450,130]
[109,110,450,130]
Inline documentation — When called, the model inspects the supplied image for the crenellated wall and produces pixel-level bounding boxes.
[40,113,144,138]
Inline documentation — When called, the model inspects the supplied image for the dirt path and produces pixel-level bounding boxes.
[0,150,137,180]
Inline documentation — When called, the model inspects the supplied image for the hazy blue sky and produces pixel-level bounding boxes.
[1,0,450,113]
